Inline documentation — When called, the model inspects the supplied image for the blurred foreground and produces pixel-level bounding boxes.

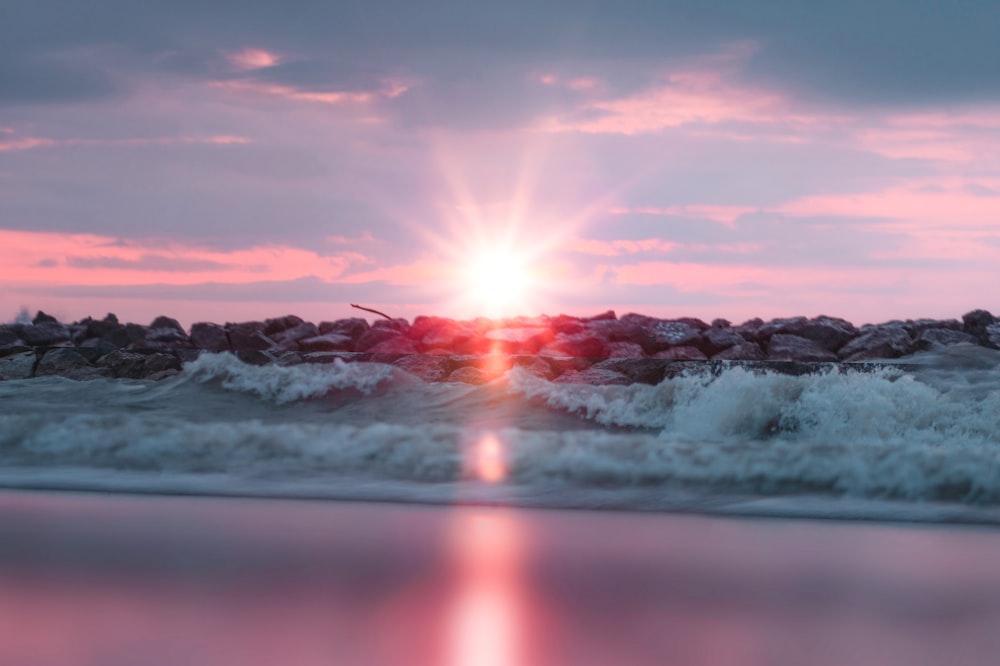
[2,490,999,666]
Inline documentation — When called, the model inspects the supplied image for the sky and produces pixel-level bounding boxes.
[2,0,999,327]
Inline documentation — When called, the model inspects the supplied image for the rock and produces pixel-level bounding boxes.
[96,350,182,379]
[906,318,961,335]
[649,321,701,351]
[264,315,305,336]
[144,324,192,348]
[541,331,608,358]
[593,358,668,385]
[79,337,119,359]
[767,334,838,362]
[272,322,320,348]
[838,325,915,361]
[356,325,408,352]
[547,314,586,335]
[32,311,59,325]
[75,313,121,342]
[190,323,231,351]
[483,327,550,354]
[511,356,558,380]
[583,310,617,321]
[963,310,997,343]
[0,351,35,380]
[986,323,1000,350]
[699,327,746,355]
[447,366,489,384]
[150,316,184,333]
[585,319,649,347]
[0,326,26,353]
[917,328,979,350]
[652,346,707,361]
[226,322,275,351]
[392,355,455,382]
[796,317,858,351]
[299,333,355,352]
[20,322,71,346]
[606,341,645,358]
[712,342,766,361]
[99,323,145,349]
[554,367,631,385]
[421,321,480,354]
[35,348,107,380]
[366,337,419,355]
[319,318,369,340]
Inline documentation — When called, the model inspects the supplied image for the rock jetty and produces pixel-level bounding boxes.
[2,309,998,384]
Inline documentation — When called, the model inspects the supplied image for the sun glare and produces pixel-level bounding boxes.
[461,248,535,319]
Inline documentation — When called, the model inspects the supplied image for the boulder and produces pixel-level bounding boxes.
[20,322,71,346]
[712,342,767,361]
[299,333,354,352]
[75,313,121,342]
[366,337,419,355]
[652,346,707,361]
[78,337,119,360]
[264,315,305,336]
[32,311,59,325]
[593,358,668,385]
[100,323,146,349]
[699,326,746,355]
[606,341,646,358]
[511,356,558,380]
[356,325,408,352]
[767,334,838,362]
[96,350,182,379]
[838,325,914,361]
[271,322,320,348]
[962,309,996,342]
[226,322,275,351]
[0,351,35,380]
[917,328,979,350]
[35,348,107,380]
[541,331,608,358]
[190,322,231,351]
[649,321,701,351]
[546,314,586,335]
[319,317,370,340]
[0,326,26,354]
[483,327,550,354]
[986,323,1000,350]
[392,355,455,382]
[554,367,631,385]
[150,315,184,333]
[585,319,649,347]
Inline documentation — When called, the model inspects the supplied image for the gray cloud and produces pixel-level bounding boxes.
[64,254,236,272]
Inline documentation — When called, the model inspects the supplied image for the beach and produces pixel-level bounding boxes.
[3,489,1000,666]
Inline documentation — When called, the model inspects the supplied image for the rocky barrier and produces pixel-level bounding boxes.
[1,309,998,384]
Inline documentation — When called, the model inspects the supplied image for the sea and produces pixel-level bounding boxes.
[3,344,999,525]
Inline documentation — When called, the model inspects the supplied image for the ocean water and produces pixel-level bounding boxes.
[2,346,1000,524]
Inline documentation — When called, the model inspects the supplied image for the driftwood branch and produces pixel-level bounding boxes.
[350,303,393,321]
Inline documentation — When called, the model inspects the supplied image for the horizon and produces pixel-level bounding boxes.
[3,1,999,325]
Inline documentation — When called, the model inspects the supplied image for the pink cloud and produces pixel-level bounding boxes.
[0,230,366,286]
[209,79,409,106]
[226,48,281,71]
[0,134,250,153]
[610,205,757,225]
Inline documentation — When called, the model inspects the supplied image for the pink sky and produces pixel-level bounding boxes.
[3,3,999,327]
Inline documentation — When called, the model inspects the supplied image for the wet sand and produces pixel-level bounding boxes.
[2,489,1000,666]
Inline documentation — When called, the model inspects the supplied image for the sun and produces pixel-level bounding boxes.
[459,245,536,318]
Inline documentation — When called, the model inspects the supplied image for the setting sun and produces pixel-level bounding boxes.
[460,248,536,318]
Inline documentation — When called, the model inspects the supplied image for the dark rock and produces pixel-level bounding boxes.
[542,331,608,358]
[356,325,407,352]
[190,323,231,351]
[96,350,182,379]
[32,311,59,325]
[264,315,306,336]
[917,328,979,350]
[319,318,369,339]
[272,322,320,348]
[583,310,617,321]
[754,316,809,342]
[144,325,192,347]
[585,319,648,347]
[483,327,550,354]
[838,325,915,361]
[78,338,119,360]
[150,316,184,332]
[606,341,645,358]
[711,318,731,328]
[649,321,701,350]
[299,333,355,352]
[447,366,489,384]
[74,313,121,342]
[511,356,558,380]
[985,323,1000,350]
[372,317,410,333]
[652,346,707,361]
[963,310,997,343]
[20,322,71,346]
[421,321,480,354]
[35,348,107,380]
[593,358,668,385]
[0,326,26,353]
[408,316,455,340]
[366,337,419,355]
[735,318,766,342]
[906,318,961,335]
[226,322,275,351]
[796,317,858,351]
[99,323,143,349]
[767,334,837,362]
[699,327,746,355]
[234,350,279,365]
[712,342,766,361]
[547,314,586,335]
[554,367,631,386]
[0,351,35,380]
[392,355,455,382]
[674,317,710,331]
